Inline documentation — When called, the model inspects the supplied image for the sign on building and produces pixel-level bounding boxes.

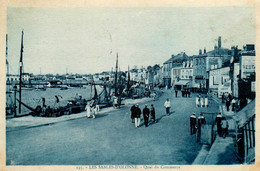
[241,56,255,79]
[251,81,255,92]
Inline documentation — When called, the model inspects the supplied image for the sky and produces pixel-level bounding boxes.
[7,7,255,75]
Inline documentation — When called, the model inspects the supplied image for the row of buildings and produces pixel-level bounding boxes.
[143,36,255,100]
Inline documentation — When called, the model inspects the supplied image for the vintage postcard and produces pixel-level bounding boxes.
[0,0,259,170]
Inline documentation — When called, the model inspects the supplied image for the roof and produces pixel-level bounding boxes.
[172,64,183,69]
[175,80,190,86]
[209,66,230,72]
[239,50,255,56]
[163,52,189,64]
[206,47,231,56]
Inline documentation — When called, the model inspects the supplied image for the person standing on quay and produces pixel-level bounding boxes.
[215,112,223,136]
[130,104,136,123]
[143,104,150,127]
[150,104,156,123]
[190,112,197,135]
[204,96,208,107]
[175,89,178,98]
[196,95,200,107]
[85,102,91,118]
[134,104,141,128]
[226,96,231,111]
[200,96,204,108]
[197,113,206,143]
[221,117,229,138]
[231,98,236,111]
[164,98,171,116]
[187,89,191,97]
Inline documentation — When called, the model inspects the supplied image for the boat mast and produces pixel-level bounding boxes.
[6,34,10,92]
[19,30,24,114]
[114,53,118,96]
[127,65,130,96]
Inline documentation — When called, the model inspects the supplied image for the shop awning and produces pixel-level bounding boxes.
[233,99,255,128]
[175,80,190,86]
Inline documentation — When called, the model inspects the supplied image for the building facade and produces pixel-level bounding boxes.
[163,52,188,88]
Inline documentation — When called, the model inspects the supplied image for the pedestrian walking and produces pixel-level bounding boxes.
[134,104,141,127]
[150,104,156,123]
[204,96,208,107]
[85,103,91,118]
[231,98,236,111]
[187,89,191,97]
[215,112,223,136]
[228,93,232,101]
[196,95,200,107]
[221,117,229,138]
[117,96,121,109]
[190,112,197,135]
[92,105,97,119]
[181,89,184,97]
[185,89,188,97]
[200,96,204,108]
[222,94,225,103]
[197,113,206,143]
[226,96,231,111]
[143,104,150,127]
[164,98,171,116]
[175,90,178,98]
[130,104,136,123]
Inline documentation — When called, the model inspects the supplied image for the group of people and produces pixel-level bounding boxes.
[190,112,229,143]
[215,112,229,138]
[189,112,207,143]
[85,100,100,119]
[130,104,156,128]
[173,88,191,98]
[195,95,208,108]
[181,89,191,97]
[222,93,238,112]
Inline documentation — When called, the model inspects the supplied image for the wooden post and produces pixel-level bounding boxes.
[19,31,24,114]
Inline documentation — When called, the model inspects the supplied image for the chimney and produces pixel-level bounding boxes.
[204,48,206,54]
[218,36,221,48]
[199,49,202,55]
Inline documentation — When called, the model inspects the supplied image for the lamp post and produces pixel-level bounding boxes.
[13,85,17,117]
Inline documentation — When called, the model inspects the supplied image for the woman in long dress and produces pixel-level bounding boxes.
[204,96,208,107]
[200,96,204,108]
[196,95,200,107]
[85,103,91,118]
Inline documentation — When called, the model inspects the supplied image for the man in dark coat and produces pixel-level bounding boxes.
[143,104,150,127]
[174,86,178,97]
[215,112,223,136]
[187,89,191,97]
[190,112,197,135]
[197,113,206,143]
[226,96,231,111]
[150,104,156,123]
[130,104,136,123]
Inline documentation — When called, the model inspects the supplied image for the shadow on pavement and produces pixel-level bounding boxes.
[170,111,175,115]
[216,143,241,164]
[94,114,108,119]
